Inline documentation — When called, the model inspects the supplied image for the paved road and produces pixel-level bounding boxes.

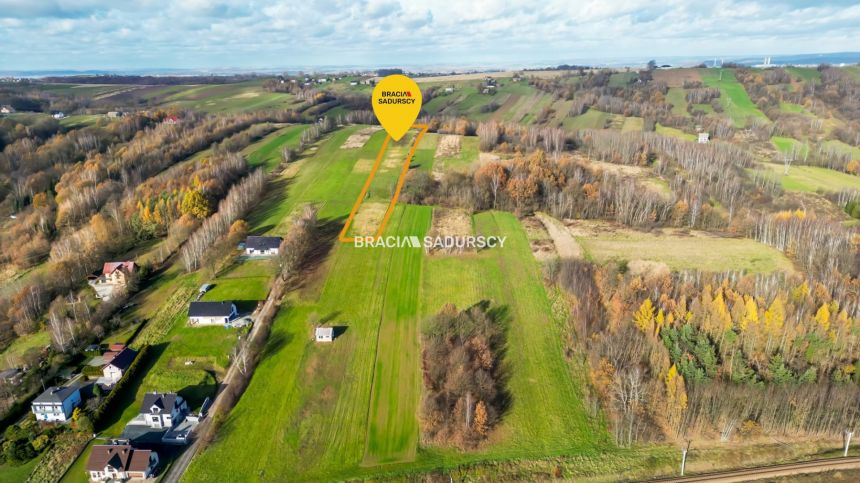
[650,456,860,482]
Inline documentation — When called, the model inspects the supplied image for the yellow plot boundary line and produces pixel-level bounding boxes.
[338,124,429,243]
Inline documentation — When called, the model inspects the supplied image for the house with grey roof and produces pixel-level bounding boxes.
[99,347,137,386]
[188,301,237,326]
[31,385,82,422]
[140,392,188,429]
[244,235,283,256]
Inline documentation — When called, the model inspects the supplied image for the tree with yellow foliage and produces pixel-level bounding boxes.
[633,299,656,334]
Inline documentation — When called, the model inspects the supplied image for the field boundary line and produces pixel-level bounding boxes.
[338,124,429,243]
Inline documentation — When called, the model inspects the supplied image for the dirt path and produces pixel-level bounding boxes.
[535,212,582,259]
[651,456,860,482]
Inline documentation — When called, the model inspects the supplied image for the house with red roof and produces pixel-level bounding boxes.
[87,261,137,301]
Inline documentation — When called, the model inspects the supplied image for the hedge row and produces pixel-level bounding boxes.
[92,344,149,424]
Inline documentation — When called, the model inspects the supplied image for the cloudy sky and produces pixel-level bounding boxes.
[1,0,858,71]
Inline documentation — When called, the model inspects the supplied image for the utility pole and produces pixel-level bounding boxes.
[681,440,691,476]
[845,430,854,457]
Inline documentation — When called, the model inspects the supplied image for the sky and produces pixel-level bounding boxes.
[1,0,859,72]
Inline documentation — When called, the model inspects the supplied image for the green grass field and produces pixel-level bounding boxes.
[563,109,610,130]
[608,71,636,87]
[785,67,822,82]
[575,224,795,273]
[823,139,860,160]
[158,80,300,113]
[243,124,309,171]
[184,123,606,480]
[771,136,809,158]
[656,123,696,141]
[701,69,768,128]
[184,207,607,482]
[666,87,689,116]
[753,163,860,193]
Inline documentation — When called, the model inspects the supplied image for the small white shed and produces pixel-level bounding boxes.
[315,327,333,342]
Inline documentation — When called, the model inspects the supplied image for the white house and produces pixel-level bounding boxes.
[140,392,188,429]
[31,386,82,422]
[100,348,137,386]
[86,445,159,482]
[444,86,454,93]
[244,236,283,256]
[52,112,65,119]
[315,327,333,342]
[0,105,15,114]
[698,132,710,144]
[188,301,238,326]
[88,261,136,301]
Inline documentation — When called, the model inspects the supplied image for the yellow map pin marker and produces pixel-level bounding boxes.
[372,74,422,141]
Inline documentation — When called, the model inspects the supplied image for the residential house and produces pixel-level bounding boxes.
[140,392,188,429]
[88,261,136,301]
[106,111,124,118]
[0,105,15,114]
[52,112,65,119]
[86,444,159,482]
[31,385,82,422]
[163,114,180,124]
[101,347,137,385]
[315,327,333,342]
[444,86,454,93]
[698,132,710,144]
[349,81,358,86]
[188,301,237,326]
[244,235,283,256]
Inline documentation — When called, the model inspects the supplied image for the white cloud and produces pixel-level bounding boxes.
[0,0,858,70]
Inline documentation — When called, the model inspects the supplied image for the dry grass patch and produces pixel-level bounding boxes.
[565,219,795,273]
[341,127,381,149]
[352,158,374,173]
[350,202,387,236]
[652,68,702,87]
[425,208,474,255]
[521,216,556,262]
[435,135,461,159]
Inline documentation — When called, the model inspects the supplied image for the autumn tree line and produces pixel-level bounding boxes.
[553,260,860,446]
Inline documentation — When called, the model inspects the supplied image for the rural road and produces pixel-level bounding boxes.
[161,277,285,483]
[649,456,860,482]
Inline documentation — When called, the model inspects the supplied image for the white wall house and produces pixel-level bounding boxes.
[100,348,137,386]
[31,386,82,422]
[698,132,710,144]
[140,392,188,429]
[188,301,238,326]
[244,236,282,256]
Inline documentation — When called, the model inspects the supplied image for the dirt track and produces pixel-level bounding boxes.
[648,456,860,482]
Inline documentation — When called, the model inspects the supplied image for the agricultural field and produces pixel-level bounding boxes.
[701,69,768,127]
[185,207,607,481]
[184,123,606,480]
[753,162,860,194]
[569,220,795,273]
[563,109,611,130]
[656,123,696,141]
[156,80,300,113]
[666,87,689,116]
[243,124,309,172]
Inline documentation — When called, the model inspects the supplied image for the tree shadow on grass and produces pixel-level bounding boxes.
[260,328,294,359]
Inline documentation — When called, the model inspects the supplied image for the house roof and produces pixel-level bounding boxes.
[103,351,119,363]
[141,392,182,414]
[245,236,282,251]
[86,445,154,472]
[33,385,79,404]
[103,261,136,275]
[107,348,137,371]
[316,327,333,337]
[109,343,126,352]
[188,301,235,317]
